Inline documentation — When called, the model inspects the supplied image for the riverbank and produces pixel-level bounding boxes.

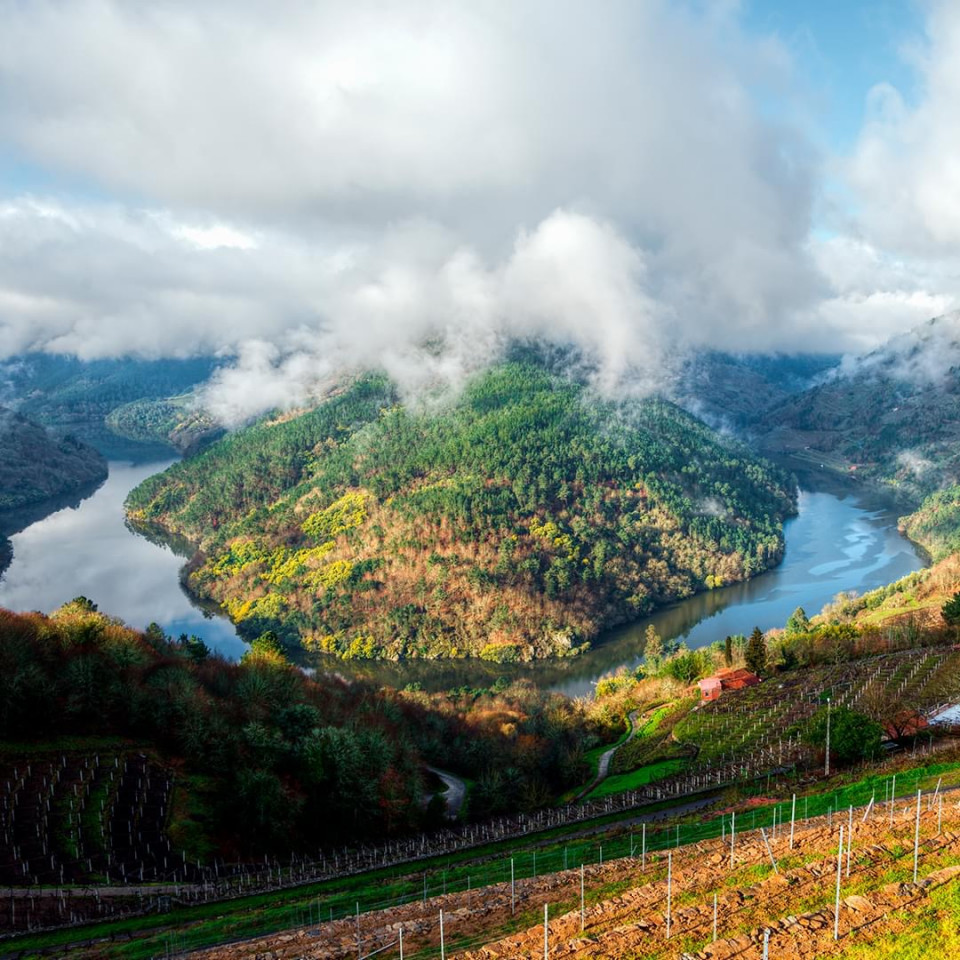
[0,461,247,659]
[0,461,926,696]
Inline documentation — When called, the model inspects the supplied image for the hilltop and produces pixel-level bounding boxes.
[126,361,795,660]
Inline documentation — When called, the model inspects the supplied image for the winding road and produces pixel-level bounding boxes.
[573,709,640,803]
[425,765,467,819]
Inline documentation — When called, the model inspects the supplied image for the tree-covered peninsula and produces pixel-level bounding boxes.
[127,361,796,660]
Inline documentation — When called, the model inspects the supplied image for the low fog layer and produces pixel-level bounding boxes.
[0,1,959,422]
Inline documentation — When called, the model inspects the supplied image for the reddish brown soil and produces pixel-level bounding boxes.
[183,799,960,960]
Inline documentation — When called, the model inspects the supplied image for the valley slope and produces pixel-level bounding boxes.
[0,407,107,511]
[127,361,795,661]
[759,312,960,499]
[1,353,221,457]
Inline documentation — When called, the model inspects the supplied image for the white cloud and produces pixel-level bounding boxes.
[805,235,959,353]
[201,209,673,424]
[0,1,826,392]
[837,310,960,388]
[0,1,806,245]
[846,2,960,255]
[6,0,960,417]
[172,223,258,251]
[795,0,960,364]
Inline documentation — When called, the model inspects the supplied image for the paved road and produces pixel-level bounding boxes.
[425,765,467,819]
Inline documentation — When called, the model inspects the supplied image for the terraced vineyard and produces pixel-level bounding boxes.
[454,801,960,959]
[656,647,960,798]
[5,645,960,945]
[170,773,960,960]
[0,751,183,889]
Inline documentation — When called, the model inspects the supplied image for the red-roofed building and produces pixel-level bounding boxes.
[698,677,722,701]
[697,668,761,701]
[883,710,929,742]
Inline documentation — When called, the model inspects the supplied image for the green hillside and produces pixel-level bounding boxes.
[1,353,219,457]
[0,407,107,511]
[127,362,796,660]
[899,485,960,560]
[105,394,225,455]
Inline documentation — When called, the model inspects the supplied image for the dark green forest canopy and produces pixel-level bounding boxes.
[0,407,107,511]
[127,362,796,660]
[0,603,601,852]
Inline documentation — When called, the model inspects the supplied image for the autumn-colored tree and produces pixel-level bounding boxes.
[644,624,664,673]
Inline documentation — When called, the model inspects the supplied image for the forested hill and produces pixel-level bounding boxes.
[900,485,960,561]
[0,601,604,850]
[127,362,796,661]
[758,312,960,499]
[0,353,219,457]
[0,407,107,511]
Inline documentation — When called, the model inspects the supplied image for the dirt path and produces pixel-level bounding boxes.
[572,710,640,802]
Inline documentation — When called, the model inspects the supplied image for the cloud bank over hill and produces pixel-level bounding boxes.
[0,0,959,420]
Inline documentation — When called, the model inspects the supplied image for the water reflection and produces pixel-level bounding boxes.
[0,461,925,698]
[0,461,247,659]
[0,475,107,578]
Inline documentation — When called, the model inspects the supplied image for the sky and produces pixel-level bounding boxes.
[1,0,959,422]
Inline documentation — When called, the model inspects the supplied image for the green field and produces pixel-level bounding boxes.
[586,758,689,799]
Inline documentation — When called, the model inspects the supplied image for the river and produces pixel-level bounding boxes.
[0,460,925,697]
[0,461,247,660]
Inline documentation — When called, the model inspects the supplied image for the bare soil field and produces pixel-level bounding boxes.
[176,793,960,960]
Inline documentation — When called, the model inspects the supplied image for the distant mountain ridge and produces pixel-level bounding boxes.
[670,351,841,431]
[757,312,960,500]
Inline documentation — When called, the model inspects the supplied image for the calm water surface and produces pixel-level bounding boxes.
[0,461,246,659]
[0,461,925,696]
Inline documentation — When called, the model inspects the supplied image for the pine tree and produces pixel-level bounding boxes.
[724,635,733,668]
[785,606,811,635]
[745,626,767,676]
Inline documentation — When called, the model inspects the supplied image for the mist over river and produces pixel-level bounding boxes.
[0,460,924,698]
